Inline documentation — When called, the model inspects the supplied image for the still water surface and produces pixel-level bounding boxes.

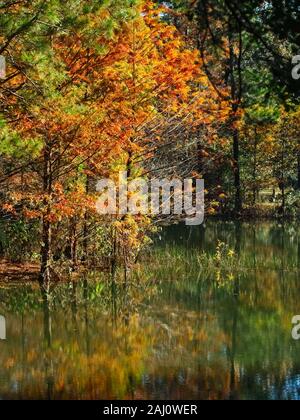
[1,221,300,400]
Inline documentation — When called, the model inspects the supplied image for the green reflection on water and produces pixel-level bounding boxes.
[1,221,300,400]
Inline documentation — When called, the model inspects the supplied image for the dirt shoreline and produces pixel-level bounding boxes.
[0,259,39,281]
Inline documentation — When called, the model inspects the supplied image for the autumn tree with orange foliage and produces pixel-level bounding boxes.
[0,1,229,284]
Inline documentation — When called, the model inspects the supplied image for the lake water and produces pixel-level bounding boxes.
[1,221,300,400]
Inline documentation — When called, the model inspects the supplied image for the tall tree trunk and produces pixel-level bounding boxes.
[41,216,52,284]
[280,182,285,217]
[233,127,242,213]
[40,140,53,286]
[228,21,243,215]
[69,217,78,271]
[280,136,286,217]
[252,127,258,206]
[83,176,90,263]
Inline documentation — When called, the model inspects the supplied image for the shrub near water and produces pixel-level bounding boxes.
[0,220,40,263]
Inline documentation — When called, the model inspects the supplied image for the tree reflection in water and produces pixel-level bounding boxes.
[0,222,300,400]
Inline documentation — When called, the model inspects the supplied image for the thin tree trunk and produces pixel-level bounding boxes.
[69,217,78,271]
[83,176,90,263]
[280,136,286,217]
[233,128,242,213]
[41,216,52,284]
[40,140,53,286]
[228,21,243,215]
[252,127,258,206]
